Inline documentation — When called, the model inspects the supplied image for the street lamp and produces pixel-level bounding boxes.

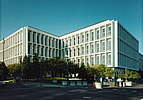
[65,54,69,86]
[19,57,22,82]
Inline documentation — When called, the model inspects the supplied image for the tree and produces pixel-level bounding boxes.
[86,65,97,81]
[104,67,114,79]
[0,62,8,80]
[7,64,20,78]
[22,55,30,79]
[78,62,88,79]
[126,70,141,80]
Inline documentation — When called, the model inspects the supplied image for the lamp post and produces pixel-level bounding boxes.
[65,54,69,86]
[19,57,22,82]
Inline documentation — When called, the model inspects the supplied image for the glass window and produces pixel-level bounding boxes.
[45,37,47,45]
[86,57,89,65]
[82,46,84,55]
[81,34,84,43]
[91,44,94,53]
[78,36,80,44]
[74,48,75,56]
[86,45,89,54]
[107,39,111,51]
[101,41,105,52]
[74,37,75,45]
[28,44,31,54]
[107,26,111,36]
[78,48,80,56]
[101,28,105,38]
[41,35,43,44]
[70,38,71,46]
[101,54,105,64]
[91,56,94,65]
[107,53,111,65]
[96,30,99,39]
[91,31,94,41]
[28,30,31,41]
[96,42,99,52]
[86,33,89,42]
[96,55,99,65]
[62,40,64,48]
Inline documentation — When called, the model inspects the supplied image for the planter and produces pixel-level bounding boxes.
[95,82,102,89]
[126,81,132,86]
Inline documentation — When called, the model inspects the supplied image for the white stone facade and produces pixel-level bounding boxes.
[0,20,142,71]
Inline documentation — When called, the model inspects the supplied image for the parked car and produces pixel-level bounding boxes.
[0,81,5,87]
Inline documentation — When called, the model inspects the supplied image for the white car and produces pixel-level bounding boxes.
[0,81,5,86]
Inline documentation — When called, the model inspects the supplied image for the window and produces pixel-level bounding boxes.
[96,42,99,52]
[74,37,75,45]
[96,55,99,65]
[101,41,105,52]
[41,47,43,56]
[86,45,89,54]
[62,40,64,48]
[52,39,54,47]
[28,44,31,54]
[33,45,36,54]
[91,56,94,65]
[70,38,71,46]
[96,30,99,39]
[33,33,35,43]
[37,34,39,44]
[66,39,68,47]
[101,54,105,64]
[69,49,71,57]
[107,39,111,51]
[81,34,84,43]
[78,48,80,56]
[28,30,31,41]
[107,26,111,36]
[74,48,75,56]
[86,57,89,65]
[56,39,58,48]
[107,53,111,65]
[91,31,94,41]
[45,48,47,57]
[78,36,80,44]
[45,37,47,45]
[86,33,89,42]
[81,46,84,55]
[41,35,43,44]
[101,28,105,38]
[53,49,55,57]
[91,44,94,53]
[37,46,39,56]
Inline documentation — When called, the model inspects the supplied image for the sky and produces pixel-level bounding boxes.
[0,0,143,54]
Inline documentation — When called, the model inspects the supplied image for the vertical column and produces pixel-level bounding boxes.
[105,25,107,65]
[99,26,101,64]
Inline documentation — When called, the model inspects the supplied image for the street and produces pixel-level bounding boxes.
[0,84,143,100]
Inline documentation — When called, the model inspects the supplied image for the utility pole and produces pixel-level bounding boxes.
[3,38,5,62]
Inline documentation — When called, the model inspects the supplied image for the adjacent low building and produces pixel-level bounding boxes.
[0,20,143,74]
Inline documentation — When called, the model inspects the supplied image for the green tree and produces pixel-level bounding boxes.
[126,70,141,80]
[0,62,8,80]
[78,62,88,79]
[22,55,30,79]
[104,67,114,79]
[7,64,20,77]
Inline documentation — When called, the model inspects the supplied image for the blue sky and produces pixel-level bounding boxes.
[0,0,143,54]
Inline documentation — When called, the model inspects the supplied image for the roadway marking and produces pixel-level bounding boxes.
[83,96,91,99]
